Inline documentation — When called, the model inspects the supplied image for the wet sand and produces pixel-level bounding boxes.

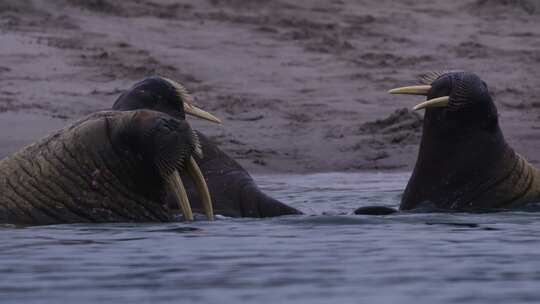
[1,0,539,173]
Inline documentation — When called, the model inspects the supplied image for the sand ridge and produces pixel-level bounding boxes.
[0,0,539,172]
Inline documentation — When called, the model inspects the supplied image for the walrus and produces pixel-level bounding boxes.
[113,76,302,217]
[387,71,540,211]
[0,110,215,225]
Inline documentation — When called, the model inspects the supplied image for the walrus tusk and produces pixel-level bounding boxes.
[168,170,194,221]
[184,102,222,124]
[186,156,214,221]
[388,85,431,96]
[413,96,450,111]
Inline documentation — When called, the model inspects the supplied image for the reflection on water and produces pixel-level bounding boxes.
[255,172,407,215]
[2,172,540,304]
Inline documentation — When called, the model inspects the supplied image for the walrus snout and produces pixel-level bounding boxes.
[109,110,214,221]
[110,110,194,173]
[139,113,214,222]
[429,72,490,111]
[140,115,195,172]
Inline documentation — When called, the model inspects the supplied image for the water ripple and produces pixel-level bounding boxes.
[2,172,540,304]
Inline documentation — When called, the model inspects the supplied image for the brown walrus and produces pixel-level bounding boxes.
[389,71,540,211]
[0,110,215,225]
[113,77,302,218]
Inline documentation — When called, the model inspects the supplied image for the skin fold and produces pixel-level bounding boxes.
[396,71,540,211]
[0,110,199,225]
[113,77,302,217]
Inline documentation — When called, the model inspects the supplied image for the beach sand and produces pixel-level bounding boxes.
[1,0,539,173]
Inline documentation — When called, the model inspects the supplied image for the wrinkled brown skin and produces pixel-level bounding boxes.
[401,72,540,211]
[0,110,196,225]
[113,76,302,218]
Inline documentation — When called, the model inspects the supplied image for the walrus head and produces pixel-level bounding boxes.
[389,71,515,210]
[113,76,221,221]
[113,76,221,124]
[390,71,498,130]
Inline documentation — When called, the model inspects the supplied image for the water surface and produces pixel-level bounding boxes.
[2,172,540,304]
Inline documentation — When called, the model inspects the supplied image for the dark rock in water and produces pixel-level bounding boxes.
[354,206,397,215]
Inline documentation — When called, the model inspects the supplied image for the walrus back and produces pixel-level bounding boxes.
[0,111,170,225]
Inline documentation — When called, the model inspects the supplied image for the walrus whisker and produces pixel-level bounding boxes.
[419,70,465,85]
[191,130,203,159]
[162,77,197,104]
[419,71,446,85]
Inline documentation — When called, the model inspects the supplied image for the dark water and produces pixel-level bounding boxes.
[2,172,540,304]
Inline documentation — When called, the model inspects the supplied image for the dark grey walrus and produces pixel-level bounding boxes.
[0,110,215,225]
[113,77,302,218]
[389,71,540,211]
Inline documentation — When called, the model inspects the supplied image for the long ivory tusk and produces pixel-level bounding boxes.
[168,170,194,221]
[184,102,222,124]
[413,96,450,111]
[388,85,431,96]
[187,157,214,221]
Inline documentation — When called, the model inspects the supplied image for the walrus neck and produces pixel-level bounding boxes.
[401,120,523,210]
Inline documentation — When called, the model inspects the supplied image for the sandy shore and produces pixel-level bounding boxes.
[1,0,539,173]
